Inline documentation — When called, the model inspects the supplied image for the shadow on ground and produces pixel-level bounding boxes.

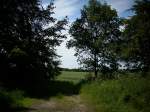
[0,80,88,112]
[0,107,35,112]
[47,81,81,96]
[26,80,87,99]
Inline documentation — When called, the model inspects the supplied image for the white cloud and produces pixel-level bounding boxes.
[42,0,77,18]
[48,0,85,19]
[105,0,134,16]
[56,39,79,68]
[54,0,77,19]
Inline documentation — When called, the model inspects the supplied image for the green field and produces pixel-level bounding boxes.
[56,71,87,83]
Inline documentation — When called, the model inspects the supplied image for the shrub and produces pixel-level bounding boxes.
[0,89,24,111]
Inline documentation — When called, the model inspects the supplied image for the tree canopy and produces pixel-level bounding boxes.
[122,0,150,73]
[67,0,122,78]
[0,0,67,92]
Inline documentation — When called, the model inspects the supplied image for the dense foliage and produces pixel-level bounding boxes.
[0,0,67,91]
[81,75,150,112]
[122,0,150,73]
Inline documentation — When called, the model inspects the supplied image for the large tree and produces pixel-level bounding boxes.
[0,0,67,91]
[123,0,150,74]
[67,0,122,78]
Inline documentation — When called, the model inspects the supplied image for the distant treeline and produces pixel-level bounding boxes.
[60,68,87,72]
[60,67,141,73]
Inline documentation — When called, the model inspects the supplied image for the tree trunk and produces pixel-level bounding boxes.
[94,69,98,78]
[94,52,98,78]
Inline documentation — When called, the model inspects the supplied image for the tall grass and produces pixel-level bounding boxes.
[80,75,150,112]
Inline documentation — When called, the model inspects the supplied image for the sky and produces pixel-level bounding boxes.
[42,0,134,69]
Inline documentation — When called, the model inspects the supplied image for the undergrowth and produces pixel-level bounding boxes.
[80,75,150,112]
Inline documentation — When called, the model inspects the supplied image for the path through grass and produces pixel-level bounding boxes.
[19,71,89,112]
[23,95,89,112]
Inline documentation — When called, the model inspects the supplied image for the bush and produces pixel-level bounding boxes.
[0,89,24,111]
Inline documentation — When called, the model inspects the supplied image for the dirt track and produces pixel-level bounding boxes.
[27,95,89,112]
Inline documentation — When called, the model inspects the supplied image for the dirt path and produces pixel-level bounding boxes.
[27,95,89,112]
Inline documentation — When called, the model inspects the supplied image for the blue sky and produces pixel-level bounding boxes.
[42,0,134,68]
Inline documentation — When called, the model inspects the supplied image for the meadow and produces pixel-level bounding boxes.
[56,71,87,83]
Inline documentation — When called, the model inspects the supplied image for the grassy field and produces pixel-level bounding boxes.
[56,71,87,83]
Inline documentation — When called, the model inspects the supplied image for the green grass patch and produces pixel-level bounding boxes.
[57,71,87,83]
[21,97,43,108]
[80,75,150,112]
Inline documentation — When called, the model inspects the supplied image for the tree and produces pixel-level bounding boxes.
[67,0,122,78]
[123,0,150,74]
[0,0,67,92]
